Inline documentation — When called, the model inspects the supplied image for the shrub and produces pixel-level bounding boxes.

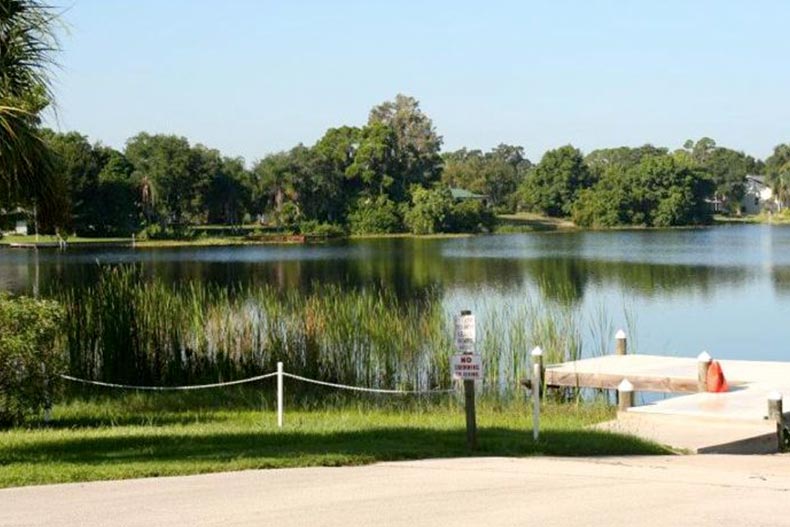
[447,200,496,233]
[298,220,346,238]
[404,186,453,234]
[136,223,196,240]
[273,202,301,229]
[0,294,65,427]
[347,196,402,234]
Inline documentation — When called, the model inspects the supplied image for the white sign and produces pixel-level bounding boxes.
[454,314,476,352]
[451,353,483,380]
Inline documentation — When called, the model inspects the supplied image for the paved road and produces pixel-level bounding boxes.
[3,455,790,527]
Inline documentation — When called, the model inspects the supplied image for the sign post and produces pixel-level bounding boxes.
[452,310,481,449]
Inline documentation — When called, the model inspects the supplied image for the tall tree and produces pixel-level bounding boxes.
[93,147,139,235]
[125,133,205,225]
[345,122,400,198]
[520,145,592,217]
[765,144,790,211]
[368,94,443,200]
[442,144,531,210]
[204,156,251,225]
[41,130,101,232]
[680,138,760,212]
[310,126,360,223]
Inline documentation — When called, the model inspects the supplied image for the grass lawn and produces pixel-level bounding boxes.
[0,392,669,488]
[0,234,130,245]
[0,234,305,248]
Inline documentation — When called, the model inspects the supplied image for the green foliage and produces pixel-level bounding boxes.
[367,94,443,200]
[573,154,714,227]
[136,223,196,241]
[446,199,496,233]
[442,144,531,210]
[765,144,790,208]
[0,1,66,227]
[680,138,762,213]
[519,145,592,217]
[298,220,346,238]
[125,133,205,225]
[0,293,65,427]
[404,186,453,234]
[272,201,301,229]
[347,196,402,234]
[345,122,400,198]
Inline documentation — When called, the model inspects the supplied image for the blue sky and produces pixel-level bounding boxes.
[46,0,790,163]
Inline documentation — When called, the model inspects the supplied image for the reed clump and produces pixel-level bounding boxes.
[60,266,610,398]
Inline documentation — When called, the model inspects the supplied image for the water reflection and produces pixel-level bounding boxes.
[0,226,786,304]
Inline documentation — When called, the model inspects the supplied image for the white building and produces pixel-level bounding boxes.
[741,175,780,215]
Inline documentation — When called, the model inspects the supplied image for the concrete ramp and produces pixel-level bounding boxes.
[545,354,790,454]
[596,413,779,454]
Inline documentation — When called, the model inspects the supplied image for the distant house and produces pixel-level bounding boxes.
[741,175,779,215]
[450,188,489,207]
[0,207,31,235]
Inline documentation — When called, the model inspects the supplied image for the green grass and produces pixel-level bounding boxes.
[0,234,130,245]
[0,234,304,248]
[714,212,790,225]
[0,393,670,488]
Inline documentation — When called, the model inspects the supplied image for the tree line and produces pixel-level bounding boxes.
[21,95,496,237]
[27,110,790,237]
[4,2,790,238]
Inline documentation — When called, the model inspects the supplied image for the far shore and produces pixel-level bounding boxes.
[2,213,788,249]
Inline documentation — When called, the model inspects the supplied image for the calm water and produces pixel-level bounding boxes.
[2,224,789,362]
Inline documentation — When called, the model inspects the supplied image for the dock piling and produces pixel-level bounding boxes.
[768,391,785,452]
[615,330,627,356]
[618,379,634,412]
[697,351,712,392]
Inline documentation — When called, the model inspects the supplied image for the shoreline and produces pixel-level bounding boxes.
[2,214,787,249]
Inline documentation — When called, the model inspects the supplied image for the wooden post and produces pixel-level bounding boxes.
[464,378,477,449]
[531,346,543,441]
[460,310,477,450]
[697,351,712,392]
[615,330,627,356]
[276,361,284,428]
[768,391,784,452]
[618,379,634,412]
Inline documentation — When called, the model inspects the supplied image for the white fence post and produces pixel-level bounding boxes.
[277,362,284,428]
[531,346,543,441]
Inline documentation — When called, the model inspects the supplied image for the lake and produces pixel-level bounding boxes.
[2,224,789,363]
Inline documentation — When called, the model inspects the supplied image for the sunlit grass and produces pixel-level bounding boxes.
[0,393,669,488]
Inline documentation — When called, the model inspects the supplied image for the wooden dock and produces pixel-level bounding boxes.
[544,354,790,453]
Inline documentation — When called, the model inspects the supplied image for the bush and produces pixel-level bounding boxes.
[273,202,301,229]
[298,220,346,238]
[0,294,65,427]
[347,196,403,234]
[136,223,196,240]
[404,186,453,234]
[447,200,496,233]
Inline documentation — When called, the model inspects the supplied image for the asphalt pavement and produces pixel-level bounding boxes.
[3,455,790,527]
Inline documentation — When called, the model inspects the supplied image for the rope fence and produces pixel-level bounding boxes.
[281,372,455,395]
[59,373,279,391]
[59,363,454,427]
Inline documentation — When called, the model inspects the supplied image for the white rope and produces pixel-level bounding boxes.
[281,372,454,395]
[59,371,454,395]
[59,372,278,391]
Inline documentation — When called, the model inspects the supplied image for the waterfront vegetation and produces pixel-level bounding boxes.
[0,394,669,488]
[58,267,595,394]
[0,270,667,488]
